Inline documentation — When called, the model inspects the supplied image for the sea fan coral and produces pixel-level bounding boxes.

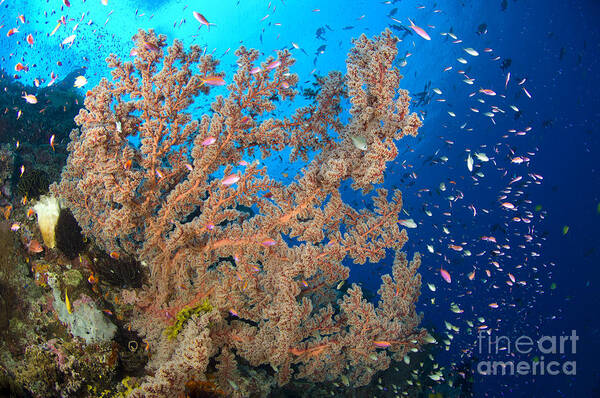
[53,28,425,397]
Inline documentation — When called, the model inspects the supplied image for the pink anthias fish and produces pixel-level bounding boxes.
[266,59,281,70]
[261,239,277,247]
[440,268,451,283]
[373,341,392,348]
[479,88,496,96]
[193,11,216,31]
[201,136,216,146]
[408,18,431,41]
[221,174,240,186]
[142,41,160,54]
[201,76,226,86]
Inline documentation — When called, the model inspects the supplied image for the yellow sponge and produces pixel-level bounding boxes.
[33,195,60,248]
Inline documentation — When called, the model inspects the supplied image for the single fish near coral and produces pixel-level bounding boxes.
[373,340,392,348]
[193,11,215,30]
[27,239,44,254]
[201,136,216,146]
[2,205,11,220]
[6,27,18,37]
[73,75,87,88]
[399,219,417,228]
[88,272,98,285]
[22,93,37,104]
[350,135,367,150]
[26,33,34,45]
[408,18,431,40]
[266,59,281,70]
[261,239,277,247]
[142,41,160,53]
[65,288,72,314]
[222,174,240,186]
[200,76,226,86]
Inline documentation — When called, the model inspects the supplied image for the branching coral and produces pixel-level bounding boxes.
[53,28,425,397]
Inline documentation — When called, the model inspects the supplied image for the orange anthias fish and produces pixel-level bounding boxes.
[14,63,28,72]
[200,76,225,86]
[88,273,98,285]
[448,244,463,251]
[3,205,12,219]
[27,239,44,254]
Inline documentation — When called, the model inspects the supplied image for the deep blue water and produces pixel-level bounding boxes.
[1,0,598,397]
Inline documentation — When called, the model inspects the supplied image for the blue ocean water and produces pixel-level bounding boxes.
[1,0,598,397]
